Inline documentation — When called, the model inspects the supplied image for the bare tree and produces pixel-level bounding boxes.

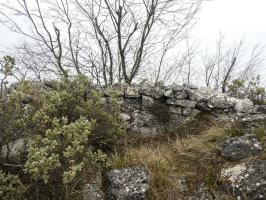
[0,0,202,84]
[201,34,265,92]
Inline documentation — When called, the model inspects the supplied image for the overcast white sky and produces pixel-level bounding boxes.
[0,0,266,82]
[193,0,266,47]
[1,0,266,49]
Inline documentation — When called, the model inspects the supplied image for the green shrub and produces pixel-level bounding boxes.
[0,170,25,200]
[0,76,125,199]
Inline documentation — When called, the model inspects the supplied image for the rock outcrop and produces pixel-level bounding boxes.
[106,167,150,200]
[217,134,262,161]
[221,160,266,200]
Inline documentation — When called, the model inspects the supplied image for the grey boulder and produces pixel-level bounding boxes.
[217,134,262,161]
[1,138,27,162]
[221,160,266,200]
[106,166,150,200]
[234,98,255,113]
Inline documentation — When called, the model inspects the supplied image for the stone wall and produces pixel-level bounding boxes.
[100,81,265,137]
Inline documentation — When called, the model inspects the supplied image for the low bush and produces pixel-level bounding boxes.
[0,76,125,199]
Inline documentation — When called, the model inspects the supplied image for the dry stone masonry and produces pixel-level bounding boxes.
[100,81,262,137]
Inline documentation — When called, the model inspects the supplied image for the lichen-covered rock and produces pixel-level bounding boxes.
[172,85,184,93]
[217,134,262,161]
[164,90,174,98]
[238,114,266,130]
[234,98,255,113]
[174,91,188,100]
[125,85,140,98]
[106,167,149,200]
[1,138,27,162]
[130,111,162,136]
[221,160,266,200]
[138,85,164,99]
[142,95,154,108]
[166,99,197,108]
[193,89,235,112]
[119,113,131,122]
[83,172,104,200]
[183,82,198,90]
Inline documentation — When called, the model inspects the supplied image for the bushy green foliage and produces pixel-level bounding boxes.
[0,170,25,200]
[228,76,265,105]
[0,76,125,199]
[25,117,109,184]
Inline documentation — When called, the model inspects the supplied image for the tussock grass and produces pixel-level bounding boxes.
[111,122,232,200]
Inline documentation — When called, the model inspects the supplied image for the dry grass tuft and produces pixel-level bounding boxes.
[111,122,232,200]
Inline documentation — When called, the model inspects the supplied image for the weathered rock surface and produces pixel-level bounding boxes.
[119,113,131,122]
[221,160,266,200]
[106,166,149,200]
[83,172,104,200]
[217,134,262,161]
[142,95,154,108]
[138,86,164,99]
[234,98,255,113]
[183,82,198,90]
[130,111,163,136]
[1,138,27,162]
[166,99,197,108]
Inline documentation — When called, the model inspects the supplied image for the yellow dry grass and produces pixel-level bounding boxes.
[111,123,232,200]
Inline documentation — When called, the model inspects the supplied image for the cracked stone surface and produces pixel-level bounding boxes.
[217,134,262,161]
[106,167,149,200]
[221,160,266,200]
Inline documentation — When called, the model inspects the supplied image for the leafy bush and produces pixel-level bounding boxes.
[0,170,25,200]
[0,76,125,199]
[228,76,265,105]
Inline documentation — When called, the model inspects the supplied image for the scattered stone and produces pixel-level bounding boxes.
[142,95,154,108]
[1,138,27,162]
[221,160,266,200]
[106,166,149,200]
[119,113,131,122]
[217,134,262,161]
[166,99,197,108]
